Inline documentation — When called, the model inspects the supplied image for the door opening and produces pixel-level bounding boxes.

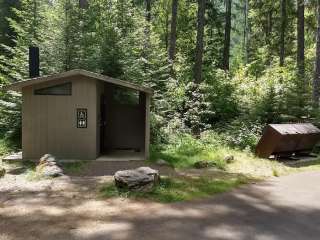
[99,83,146,156]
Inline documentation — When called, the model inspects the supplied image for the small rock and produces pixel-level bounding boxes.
[194,161,209,169]
[224,155,235,163]
[40,165,63,178]
[156,159,170,166]
[0,168,5,178]
[114,167,160,192]
[39,154,57,165]
[36,154,63,178]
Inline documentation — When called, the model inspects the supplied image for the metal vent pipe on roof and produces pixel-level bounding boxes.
[29,46,39,78]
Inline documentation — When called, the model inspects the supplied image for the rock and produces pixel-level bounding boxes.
[194,161,209,169]
[114,167,160,192]
[0,168,5,178]
[39,154,57,165]
[40,165,63,178]
[156,159,170,166]
[224,155,235,163]
[36,154,63,178]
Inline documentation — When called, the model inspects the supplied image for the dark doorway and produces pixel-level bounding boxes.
[100,83,146,155]
[100,94,107,153]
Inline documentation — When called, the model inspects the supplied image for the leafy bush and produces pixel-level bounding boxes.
[217,120,263,151]
[0,139,11,156]
[171,134,205,156]
[150,113,169,145]
[0,91,22,148]
[150,133,228,169]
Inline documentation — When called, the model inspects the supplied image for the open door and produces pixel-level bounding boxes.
[100,83,146,154]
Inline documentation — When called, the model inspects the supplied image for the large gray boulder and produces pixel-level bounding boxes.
[36,154,63,178]
[114,167,160,192]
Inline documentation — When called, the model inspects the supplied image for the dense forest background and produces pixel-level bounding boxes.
[1,0,320,151]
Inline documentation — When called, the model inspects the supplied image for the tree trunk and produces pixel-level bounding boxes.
[146,0,151,23]
[280,0,286,66]
[144,0,151,42]
[192,0,206,136]
[143,0,151,70]
[32,0,38,41]
[265,10,273,47]
[79,0,88,9]
[223,0,232,71]
[313,0,320,108]
[194,0,206,84]
[165,9,169,50]
[243,0,249,64]
[64,0,71,71]
[168,0,178,61]
[297,0,305,80]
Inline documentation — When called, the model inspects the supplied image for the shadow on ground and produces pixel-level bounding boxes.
[1,170,320,240]
[64,160,178,177]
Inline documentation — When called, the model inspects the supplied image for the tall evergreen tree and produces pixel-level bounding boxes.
[168,0,178,62]
[194,0,206,83]
[313,0,320,108]
[297,0,305,80]
[223,0,232,71]
[0,0,20,55]
[280,0,286,66]
[243,0,249,64]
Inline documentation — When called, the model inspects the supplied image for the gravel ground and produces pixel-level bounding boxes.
[1,162,320,240]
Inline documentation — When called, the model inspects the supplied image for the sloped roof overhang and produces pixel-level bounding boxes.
[5,69,153,94]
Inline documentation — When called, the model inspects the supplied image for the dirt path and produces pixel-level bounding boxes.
[1,169,320,240]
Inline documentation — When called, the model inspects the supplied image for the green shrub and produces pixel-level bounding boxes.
[150,133,227,169]
[0,139,11,156]
[216,120,263,151]
[172,134,205,156]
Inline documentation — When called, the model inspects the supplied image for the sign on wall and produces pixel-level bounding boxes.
[77,108,87,128]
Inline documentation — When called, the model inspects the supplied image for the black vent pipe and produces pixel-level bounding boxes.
[29,46,39,78]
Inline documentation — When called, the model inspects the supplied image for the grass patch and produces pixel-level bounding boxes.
[149,135,227,169]
[24,161,89,179]
[61,161,88,174]
[100,175,251,203]
[0,139,13,156]
[225,149,291,178]
[18,161,40,181]
[0,160,40,181]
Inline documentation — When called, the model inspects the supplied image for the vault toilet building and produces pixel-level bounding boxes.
[6,48,152,160]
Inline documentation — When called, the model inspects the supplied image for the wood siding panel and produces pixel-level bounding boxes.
[22,76,98,160]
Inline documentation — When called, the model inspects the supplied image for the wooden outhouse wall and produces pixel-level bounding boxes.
[22,75,99,160]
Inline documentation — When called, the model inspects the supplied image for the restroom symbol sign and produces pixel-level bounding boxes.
[77,108,87,128]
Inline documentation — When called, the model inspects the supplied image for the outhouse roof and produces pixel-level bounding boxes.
[5,69,153,94]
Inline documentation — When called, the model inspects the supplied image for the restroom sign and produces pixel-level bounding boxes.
[77,108,87,128]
